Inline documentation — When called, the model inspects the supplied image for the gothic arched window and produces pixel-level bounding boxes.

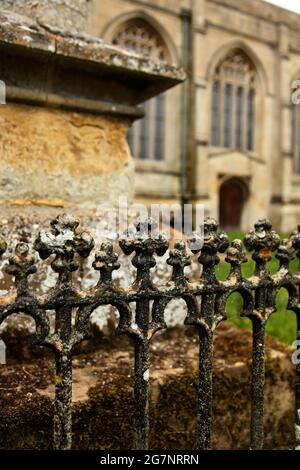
[211,49,256,152]
[112,19,169,161]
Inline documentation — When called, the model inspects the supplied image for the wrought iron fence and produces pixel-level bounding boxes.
[0,213,300,450]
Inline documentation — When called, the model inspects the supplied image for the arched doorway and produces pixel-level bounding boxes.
[219,177,249,230]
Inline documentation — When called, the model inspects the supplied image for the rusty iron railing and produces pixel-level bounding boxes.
[0,214,300,450]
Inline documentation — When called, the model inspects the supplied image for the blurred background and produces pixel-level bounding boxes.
[77,0,300,234]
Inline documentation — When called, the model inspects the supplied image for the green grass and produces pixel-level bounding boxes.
[215,233,298,345]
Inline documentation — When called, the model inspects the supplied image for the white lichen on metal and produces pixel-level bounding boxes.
[295,410,300,449]
[39,228,75,248]
[143,369,149,382]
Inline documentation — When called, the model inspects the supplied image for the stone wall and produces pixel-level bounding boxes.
[0,0,92,33]
[0,103,134,206]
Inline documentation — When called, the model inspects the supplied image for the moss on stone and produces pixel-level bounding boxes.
[0,324,295,450]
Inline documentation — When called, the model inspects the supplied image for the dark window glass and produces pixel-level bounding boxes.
[127,126,134,153]
[236,86,244,150]
[247,89,255,151]
[224,83,232,148]
[140,101,150,159]
[211,80,220,146]
[155,94,165,160]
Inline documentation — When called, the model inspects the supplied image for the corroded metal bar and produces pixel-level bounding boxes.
[34,214,94,450]
[250,317,265,450]
[133,332,150,450]
[119,218,168,450]
[290,229,300,450]
[245,219,280,450]
[197,325,214,450]
[54,344,73,450]
[53,301,73,450]
[0,214,300,451]
[295,312,300,449]
[190,218,229,450]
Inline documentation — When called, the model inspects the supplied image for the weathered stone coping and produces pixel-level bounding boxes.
[0,10,185,118]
